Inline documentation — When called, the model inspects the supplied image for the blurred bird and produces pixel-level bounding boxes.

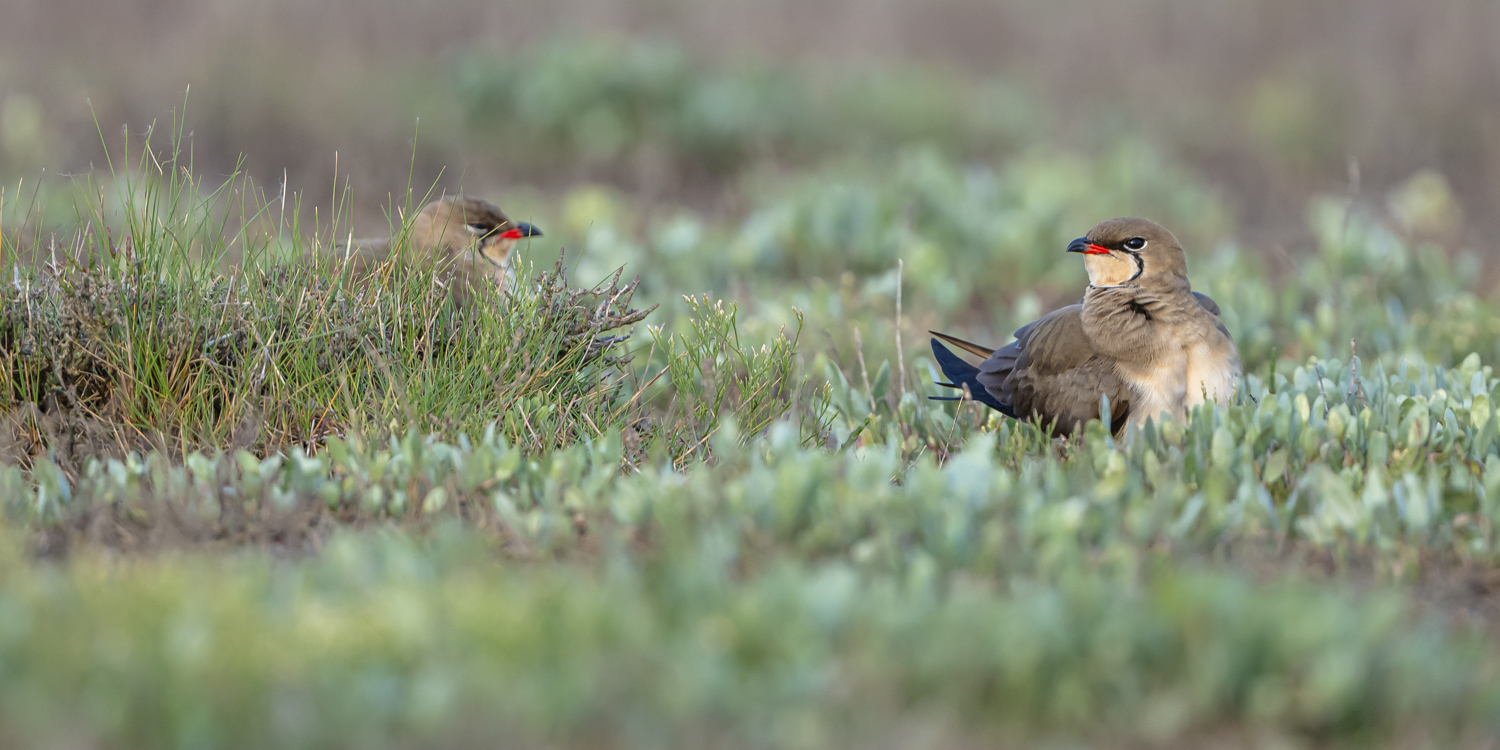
[930,217,1239,434]
[334,196,542,307]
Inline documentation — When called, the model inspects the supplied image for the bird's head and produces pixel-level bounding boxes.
[1066,217,1188,290]
[415,196,543,271]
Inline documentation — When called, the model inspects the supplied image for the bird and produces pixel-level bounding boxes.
[328,196,542,307]
[929,217,1239,435]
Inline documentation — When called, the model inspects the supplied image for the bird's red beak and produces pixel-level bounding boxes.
[498,228,526,240]
[1084,243,1111,255]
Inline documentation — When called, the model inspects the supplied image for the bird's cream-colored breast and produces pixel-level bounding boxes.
[1118,353,1186,428]
[1184,339,1239,408]
[1116,332,1239,428]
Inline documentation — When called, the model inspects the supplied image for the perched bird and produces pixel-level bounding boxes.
[331,196,542,307]
[930,217,1239,434]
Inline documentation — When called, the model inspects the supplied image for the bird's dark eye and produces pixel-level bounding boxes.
[1123,237,1146,250]
[466,223,491,235]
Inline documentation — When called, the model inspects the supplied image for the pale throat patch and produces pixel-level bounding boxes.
[1084,252,1140,287]
[478,237,518,271]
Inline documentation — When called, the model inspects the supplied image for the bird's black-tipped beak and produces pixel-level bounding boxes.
[498,222,543,240]
[1067,237,1111,255]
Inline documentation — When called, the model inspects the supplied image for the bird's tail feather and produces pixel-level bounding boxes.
[928,330,995,359]
[929,336,1015,417]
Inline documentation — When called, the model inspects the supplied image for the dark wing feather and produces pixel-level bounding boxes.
[1192,291,1221,316]
[1187,290,1236,342]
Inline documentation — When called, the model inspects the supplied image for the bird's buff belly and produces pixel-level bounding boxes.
[1120,343,1238,427]
[1183,341,1239,408]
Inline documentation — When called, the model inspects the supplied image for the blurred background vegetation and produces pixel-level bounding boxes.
[4,1,1500,747]
[3,0,1498,245]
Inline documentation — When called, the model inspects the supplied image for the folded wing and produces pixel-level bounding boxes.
[931,304,1132,434]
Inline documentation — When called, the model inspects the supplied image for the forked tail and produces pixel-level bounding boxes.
[928,336,1014,417]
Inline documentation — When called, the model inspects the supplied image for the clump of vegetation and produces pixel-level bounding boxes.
[0,242,659,465]
[0,130,671,466]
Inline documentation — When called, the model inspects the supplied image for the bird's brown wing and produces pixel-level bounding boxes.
[974,304,1133,433]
